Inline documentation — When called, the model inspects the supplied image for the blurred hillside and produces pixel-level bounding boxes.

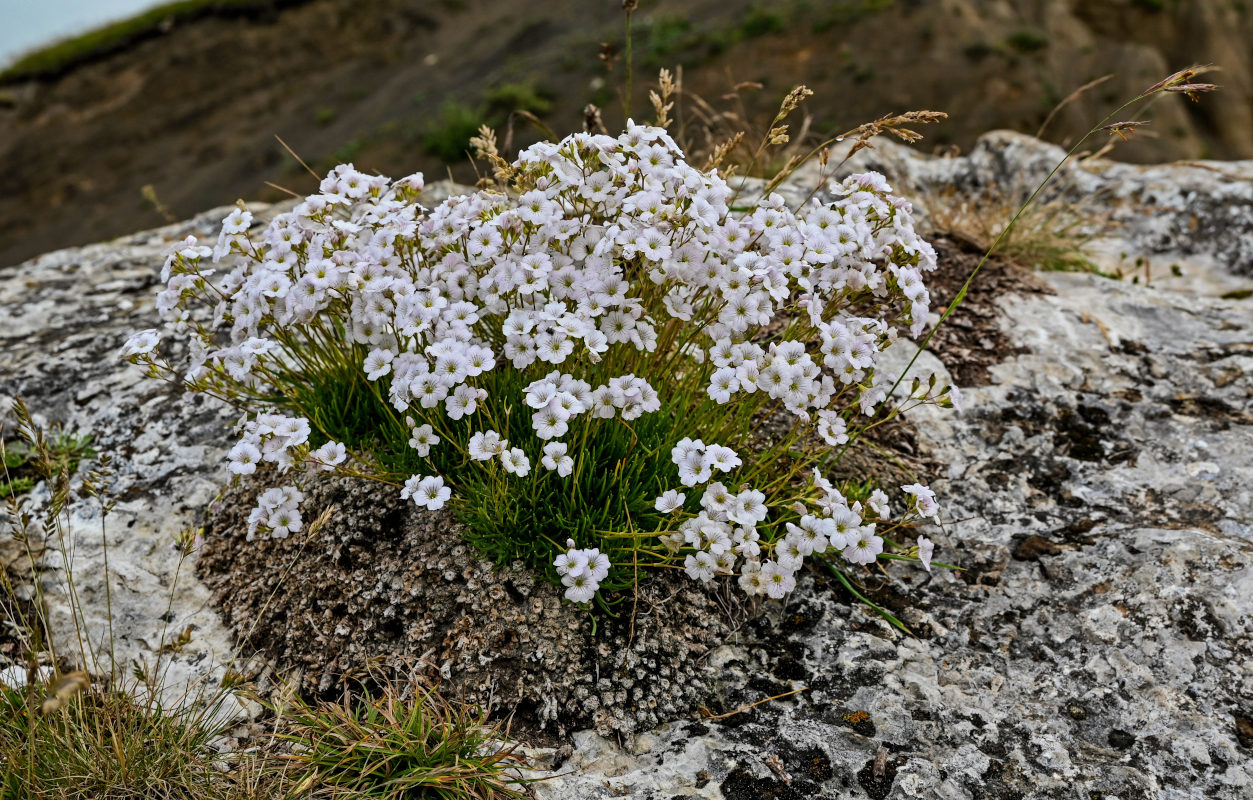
[1,0,1249,268]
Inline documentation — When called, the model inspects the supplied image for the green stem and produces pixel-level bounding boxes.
[623,6,634,120]
[820,558,912,636]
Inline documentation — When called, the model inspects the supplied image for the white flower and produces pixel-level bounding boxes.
[228,440,262,475]
[363,348,394,381]
[697,519,732,554]
[828,506,861,550]
[524,380,558,409]
[867,489,890,519]
[407,475,451,510]
[541,442,574,477]
[816,410,848,446]
[220,208,252,235]
[119,329,161,359]
[671,437,705,465]
[776,537,805,572]
[269,506,302,538]
[732,525,761,558]
[272,416,311,447]
[760,559,796,599]
[308,441,347,471]
[654,489,685,513]
[400,475,423,501]
[738,560,765,595]
[258,486,301,512]
[843,530,883,565]
[408,424,439,457]
[412,375,447,409]
[704,444,741,473]
[562,572,598,604]
[500,447,531,476]
[554,546,588,577]
[245,507,267,541]
[684,552,718,583]
[700,482,732,515]
[532,407,569,440]
[917,535,934,572]
[706,367,740,404]
[585,550,611,582]
[728,489,767,526]
[445,384,481,420]
[677,452,712,487]
[468,430,506,461]
[902,483,939,519]
[787,516,829,556]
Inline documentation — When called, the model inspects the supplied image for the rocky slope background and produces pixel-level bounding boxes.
[2,0,1252,267]
[2,130,1251,797]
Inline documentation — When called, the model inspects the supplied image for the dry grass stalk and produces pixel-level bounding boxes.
[703,131,744,173]
[1035,73,1114,140]
[469,125,514,188]
[761,109,948,201]
[583,103,607,135]
[650,68,677,129]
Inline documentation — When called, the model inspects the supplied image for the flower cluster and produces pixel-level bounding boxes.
[664,455,941,600]
[401,474,451,510]
[222,411,345,537]
[670,438,742,487]
[123,119,951,605]
[248,485,304,541]
[553,540,612,604]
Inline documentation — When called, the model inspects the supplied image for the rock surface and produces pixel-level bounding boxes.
[1,137,1251,796]
[0,204,251,706]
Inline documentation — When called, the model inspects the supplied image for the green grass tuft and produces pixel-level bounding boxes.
[422,100,489,164]
[0,683,256,798]
[1006,28,1050,54]
[484,82,554,119]
[282,676,528,799]
[270,353,692,597]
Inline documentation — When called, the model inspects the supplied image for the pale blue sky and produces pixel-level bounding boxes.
[0,1,164,66]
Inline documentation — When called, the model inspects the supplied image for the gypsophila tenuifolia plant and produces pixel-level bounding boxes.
[121,117,958,608]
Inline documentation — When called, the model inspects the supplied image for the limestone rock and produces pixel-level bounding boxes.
[1,140,1250,799]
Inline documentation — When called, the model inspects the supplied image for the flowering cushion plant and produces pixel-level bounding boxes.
[122,120,953,607]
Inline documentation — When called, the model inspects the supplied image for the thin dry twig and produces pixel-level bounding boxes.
[700,686,808,719]
[274,134,319,182]
[264,181,303,199]
[1036,74,1114,139]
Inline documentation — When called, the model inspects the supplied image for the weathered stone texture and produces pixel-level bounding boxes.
[1,140,1250,797]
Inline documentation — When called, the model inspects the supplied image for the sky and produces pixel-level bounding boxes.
[0,1,164,66]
